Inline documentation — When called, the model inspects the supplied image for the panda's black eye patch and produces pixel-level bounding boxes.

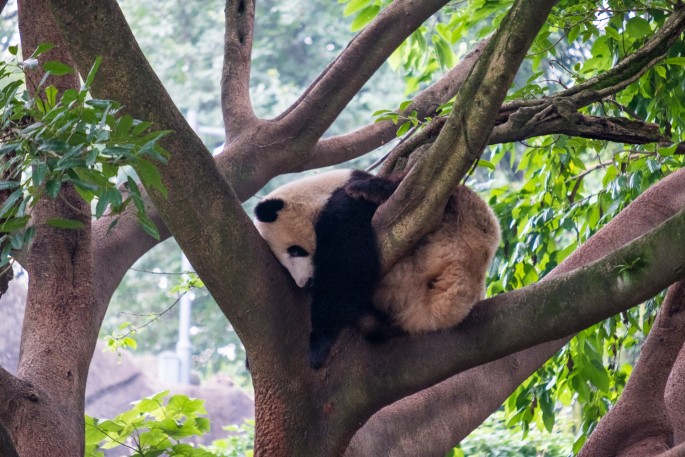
[287,245,309,257]
[255,198,284,222]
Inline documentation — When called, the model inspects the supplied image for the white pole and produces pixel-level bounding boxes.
[176,254,193,384]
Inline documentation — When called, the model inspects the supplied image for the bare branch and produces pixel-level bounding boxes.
[0,0,8,16]
[300,41,489,171]
[222,0,257,135]
[579,281,685,457]
[491,106,667,145]
[374,0,558,271]
[276,0,451,143]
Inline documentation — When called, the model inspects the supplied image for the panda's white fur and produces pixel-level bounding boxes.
[254,169,351,287]
[254,169,501,335]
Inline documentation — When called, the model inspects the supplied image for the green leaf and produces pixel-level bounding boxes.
[45,218,86,230]
[477,159,496,171]
[0,216,29,233]
[350,5,380,32]
[433,36,454,68]
[137,212,160,240]
[395,121,411,137]
[626,17,651,40]
[135,159,168,198]
[30,43,56,58]
[42,61,75,76]
[44,85,58,109]
[604,26,620,41]
[84,56,103,89]
[8,45,18,56]
[0,190,22,219]
[46,179,62,199]
[0,181,20,191]
[663,57,685,66]
[343,0,371,17]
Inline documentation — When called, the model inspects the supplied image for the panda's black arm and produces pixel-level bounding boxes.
[309,188,382,368]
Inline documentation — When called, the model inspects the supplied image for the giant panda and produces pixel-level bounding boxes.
[254,169,500,368]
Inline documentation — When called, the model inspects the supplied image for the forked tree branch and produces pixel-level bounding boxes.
[222,0,257,136]
[300,40,488,171]
[340,205,685,417]
[348,166,685,456]
[381,6,685,179]
[373,0,558,270]
[48,0,305,364]
[275,0,451,143]
[579,281,685,457]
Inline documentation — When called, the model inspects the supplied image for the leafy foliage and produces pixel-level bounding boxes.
[85,391,254,457]
[0,45,169,263]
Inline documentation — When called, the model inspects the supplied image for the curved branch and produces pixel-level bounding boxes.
[579,281,685,457]
[300,40,489,171]
[222,0,257,136]
[276,0,451,142]
[374,0,558,270]
[347,166,685,456]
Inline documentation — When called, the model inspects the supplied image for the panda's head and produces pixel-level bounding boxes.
[254,170,354,287]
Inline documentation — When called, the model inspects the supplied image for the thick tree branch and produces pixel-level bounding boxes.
[48,0,305,368]
[0,1,8,17]
[342,205,685,417]
[348,166,685,456]
[374,0,558,270]
[222,0,257,136]
[300,41,488,171]
[666,343,685,445]
[579,281,685,457]
[276,0,451,143]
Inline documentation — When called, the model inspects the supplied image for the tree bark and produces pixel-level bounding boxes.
[579,282,685,457]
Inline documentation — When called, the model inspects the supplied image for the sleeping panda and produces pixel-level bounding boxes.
[254,169,500,369]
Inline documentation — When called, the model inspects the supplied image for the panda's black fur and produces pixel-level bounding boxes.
[308,170,400,368]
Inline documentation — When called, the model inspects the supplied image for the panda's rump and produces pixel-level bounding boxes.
[373,185,500,334]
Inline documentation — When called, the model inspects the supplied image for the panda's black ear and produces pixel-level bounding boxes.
[255,198,285,222]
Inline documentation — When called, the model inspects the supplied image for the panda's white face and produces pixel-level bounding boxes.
[279,245,314,288]
[253,170,353,288]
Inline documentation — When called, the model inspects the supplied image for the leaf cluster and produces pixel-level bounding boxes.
[85,391,253,457]
[0,45,170,263]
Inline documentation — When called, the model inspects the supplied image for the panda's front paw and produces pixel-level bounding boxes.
[308,333,334,369]
[344,179,395,205]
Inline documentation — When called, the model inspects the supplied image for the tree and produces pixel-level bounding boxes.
[2,0,685,456]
